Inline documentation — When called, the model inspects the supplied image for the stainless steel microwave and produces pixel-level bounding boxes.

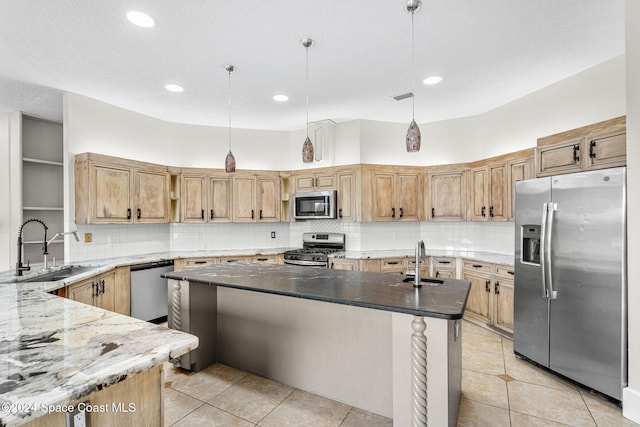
[293,191,337,219]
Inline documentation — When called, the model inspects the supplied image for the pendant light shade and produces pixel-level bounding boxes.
[301,38,314,163]
[225,64,236,173]
[405,0,422,153]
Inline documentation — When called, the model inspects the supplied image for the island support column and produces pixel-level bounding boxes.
[411,316,427,426]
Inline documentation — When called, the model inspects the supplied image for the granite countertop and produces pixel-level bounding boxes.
[333,249,514,266]
[164,263,471,319]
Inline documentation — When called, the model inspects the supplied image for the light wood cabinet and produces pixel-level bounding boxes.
[294,172,335,192]
[181,171,232,223]
[536,116,626,177]
[336,169,359,221]
[75,153,170,224]
[462,260,493,322]
[232,173,280,222]
[493,265,515,334]
[431,257,456,279]
[507,151,534,220]
[328,258,360,270]
[363,166,422,222]
[469,163,507,221]
[425,166,467,221]
[66,267,129,315]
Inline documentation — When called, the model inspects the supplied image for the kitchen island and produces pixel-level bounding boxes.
[0,280,198,427]
[164,263,471,427]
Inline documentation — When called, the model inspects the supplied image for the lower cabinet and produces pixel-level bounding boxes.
[66,266,130,315]
[328,258,360,271]
[174,254,282,271]
[462,260,514,334]
[432,257,456,279]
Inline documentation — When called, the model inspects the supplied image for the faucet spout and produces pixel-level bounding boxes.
[414,240,426,288]
[16,218,48,276]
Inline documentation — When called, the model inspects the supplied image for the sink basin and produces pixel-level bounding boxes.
[13,265,96,283]
[402,277,444,285]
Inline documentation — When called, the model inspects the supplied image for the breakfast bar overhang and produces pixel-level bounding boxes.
[164,264,471,427]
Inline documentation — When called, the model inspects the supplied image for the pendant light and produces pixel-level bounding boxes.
[224,64,236,173]
[405,0,422,152]
[301,38,314,163]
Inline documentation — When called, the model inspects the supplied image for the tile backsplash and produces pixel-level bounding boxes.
[68,220,515,262]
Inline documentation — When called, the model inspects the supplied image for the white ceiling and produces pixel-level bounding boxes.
[0,0,625,131]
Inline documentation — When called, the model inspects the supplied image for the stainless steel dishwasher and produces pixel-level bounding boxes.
[130,260,174,323]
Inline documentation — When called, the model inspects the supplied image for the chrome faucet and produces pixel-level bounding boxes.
[414,240,426,288]
[44,230,80,269]
[16,218,48,276]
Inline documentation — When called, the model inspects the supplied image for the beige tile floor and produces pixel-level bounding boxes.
[162,320,637,426]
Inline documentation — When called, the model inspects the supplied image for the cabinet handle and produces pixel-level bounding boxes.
[210,209,214,220]
[137,208,141,219]
[201,209,205,220]
[399,208,404,218]
[194,260,207,264]
[391,207,395,218]
[481,206,486,217]
[438,261,451,264]
[489,206,494,217]
[472,264,483,268]
[256,258,268,261]
[507,270,515,276]
[485,279,491,293]
[100,279,105,294]
[435,271,440,278]
[251,209,254,219]
[573,144,580,163]
[432,207,435,218]
[339,208,343,219]
[259,210,263,219]
[127,208,131,220]
[495,281,500,295]
[92,282,98,298]
[387,261,400,265]
[589,140,596,159]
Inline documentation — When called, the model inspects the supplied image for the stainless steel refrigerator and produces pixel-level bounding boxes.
[514,166,627,401]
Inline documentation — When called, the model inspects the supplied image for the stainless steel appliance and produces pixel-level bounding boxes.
[283,232,345,267]
[514,166,627,401]
[130,259,174,323]
[293,191,337,220]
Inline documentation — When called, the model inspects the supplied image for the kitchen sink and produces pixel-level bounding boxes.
[8,265,97,283]
[402,277,444,285]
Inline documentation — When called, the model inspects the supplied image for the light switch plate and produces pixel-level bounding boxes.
[84,233,92,243]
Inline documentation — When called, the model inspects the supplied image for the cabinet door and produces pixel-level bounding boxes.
[92,164,132,223]
[96,270,116,312]
[182,175,207,222]
[371,172,395,221]
[295,175,316,192]
[209,176,232,222]
[463,270,492,322]
[68,278,96,306]
[315,174,335,190]
[428,171,466,221]
[329,258,359,270]
[470,167,487,221]
[337,171,357,221]
[233,177,256,222]
[488,164,507,221]
[257,176,280,222]
[135,170,170,223]
[507,158,532,220]
[494,278,514,333]
[396,173,420,221]
[585,132,626,170]
[536,138,584,177]
[434,268,456,279]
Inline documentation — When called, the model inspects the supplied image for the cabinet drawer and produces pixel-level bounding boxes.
[462,259,493,274]
[432,257,455,268]
[495,264,515,280]
[183,258,218,268]
[381,258,407,273]
[251,255,279,264]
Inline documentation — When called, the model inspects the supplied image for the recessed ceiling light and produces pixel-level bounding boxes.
[165,84,184,93]
[126,11,155,28]
[273,94,289,102]
[423,76,443,85]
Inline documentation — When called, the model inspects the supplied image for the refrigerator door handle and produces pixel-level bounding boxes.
[547,203,558,299]
[540,203,549,298]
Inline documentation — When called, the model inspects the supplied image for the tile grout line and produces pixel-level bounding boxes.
[253,387,296,426]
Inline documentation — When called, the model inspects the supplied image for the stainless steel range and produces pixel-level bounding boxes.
[283,232,345,267]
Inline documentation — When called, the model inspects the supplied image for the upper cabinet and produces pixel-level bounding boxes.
[469,163,507,221]
[361,165,422,222]
[294,172,335,193]
[335,167,360,221]
[425,165,467,221]
[75,153,170,224]
[536,116,626,177]
[506,150,534,221]
[232,172,280,222]
[181,170,232,223]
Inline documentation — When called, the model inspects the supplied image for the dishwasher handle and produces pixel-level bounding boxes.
[130,260,174,272]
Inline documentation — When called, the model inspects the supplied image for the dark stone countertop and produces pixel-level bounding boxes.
[163,263,471,319]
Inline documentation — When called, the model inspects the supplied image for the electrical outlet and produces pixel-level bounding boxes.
[65,402,91,427]
[271,231,276,239]
[84,233,92,243]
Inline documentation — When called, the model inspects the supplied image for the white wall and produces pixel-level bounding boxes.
[623,0,639,422]
[0,114,10,268]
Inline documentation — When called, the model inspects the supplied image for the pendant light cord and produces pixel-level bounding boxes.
[306,44,309,138]
[411,9,416,121]
[228,67,232,152]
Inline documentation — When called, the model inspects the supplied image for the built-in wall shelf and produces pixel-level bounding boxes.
[22,157,64,167]
[24,207,64,211]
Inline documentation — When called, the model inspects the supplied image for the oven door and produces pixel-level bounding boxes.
[293,191,337,219]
